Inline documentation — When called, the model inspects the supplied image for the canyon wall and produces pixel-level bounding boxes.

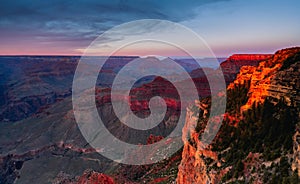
[176,101,224,184]
[220,54,272,84]
[228,47,300,110]
[177,47,300,183]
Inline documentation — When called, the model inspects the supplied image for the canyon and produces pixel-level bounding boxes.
[0,48,299,183]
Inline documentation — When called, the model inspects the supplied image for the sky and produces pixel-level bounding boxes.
[0,0,299,57]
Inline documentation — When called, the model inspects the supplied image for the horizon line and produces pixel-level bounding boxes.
[0,53,274,58]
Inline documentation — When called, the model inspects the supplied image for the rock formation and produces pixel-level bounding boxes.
[77,170,115,184]
[220,54,272,84]
[176,102,223,184]
[177,47,300,183]
[228,47,300,111]
[1,48,299,183]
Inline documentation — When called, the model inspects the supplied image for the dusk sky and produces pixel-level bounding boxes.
[0,0,299,57]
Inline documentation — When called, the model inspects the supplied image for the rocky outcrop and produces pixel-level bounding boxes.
[228,47,300,111]
[177,47,300,183]
[176,101,225,184]
[220,54,272,84]
[186,55,267,98]
[221,54,272,72]
[176,105,210,184]
[77,170,115,184]
[176,54,274,184]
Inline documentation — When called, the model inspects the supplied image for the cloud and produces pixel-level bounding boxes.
[0,0,228,54]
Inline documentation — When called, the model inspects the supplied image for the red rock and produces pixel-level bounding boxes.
[77,171,115,184]
[227,48,300,111]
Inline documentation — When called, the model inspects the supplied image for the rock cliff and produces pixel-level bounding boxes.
[177,47,300,183]
[228,47,300,111]
[176,101,224,184]
[220,54,272,84]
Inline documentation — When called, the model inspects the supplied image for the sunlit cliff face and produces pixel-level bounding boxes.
[228,48,300,111]
[176,47,300,184]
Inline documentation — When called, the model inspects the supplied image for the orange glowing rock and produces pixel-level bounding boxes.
[227,50,295,111]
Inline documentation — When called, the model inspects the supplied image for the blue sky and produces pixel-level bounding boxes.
[0,0,299,56]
